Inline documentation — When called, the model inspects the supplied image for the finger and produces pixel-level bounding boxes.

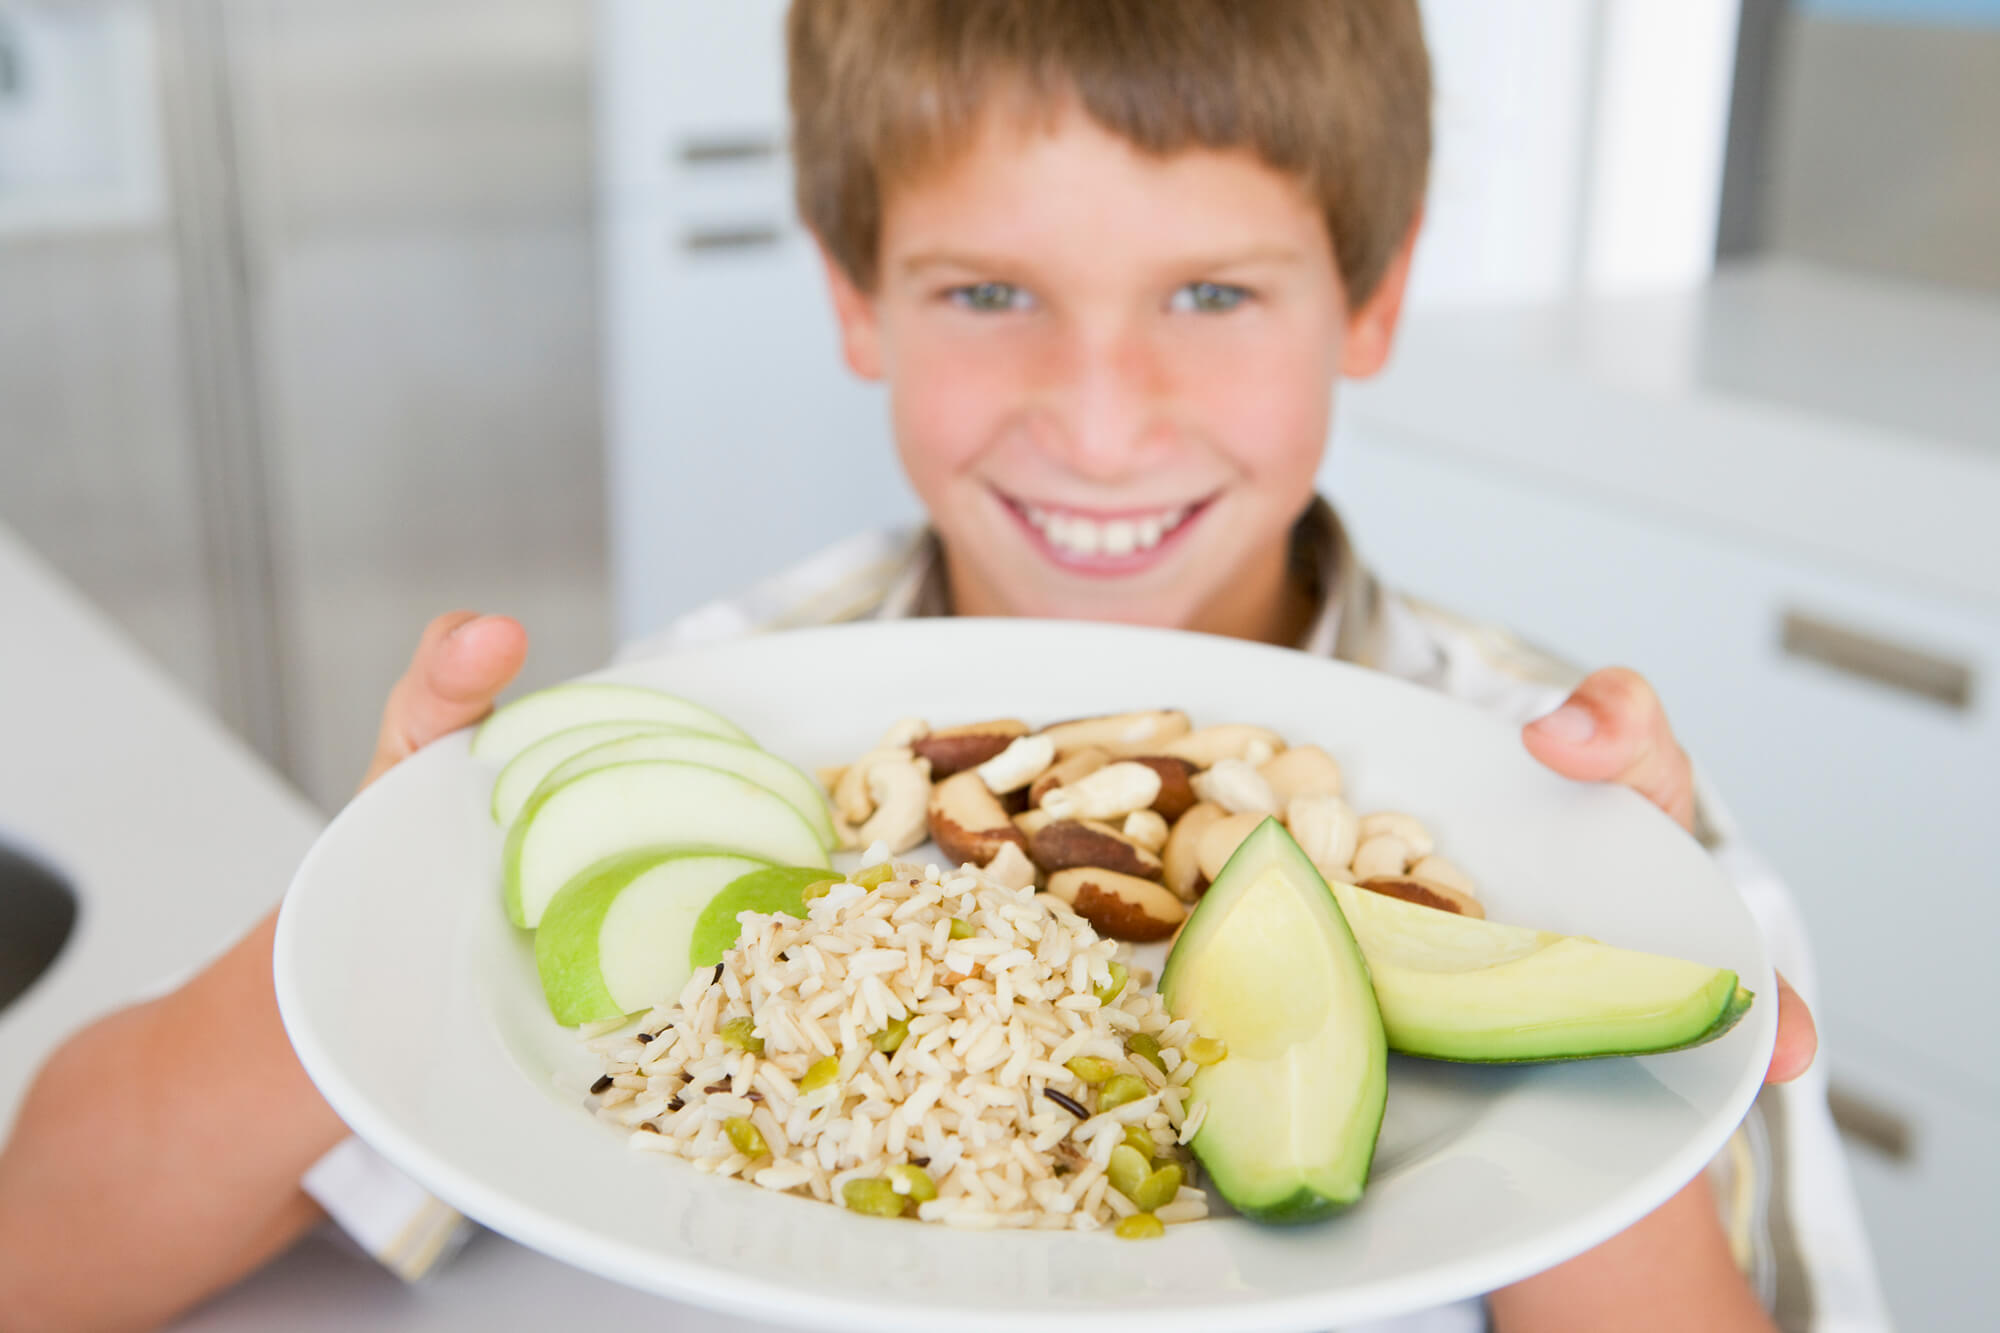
[362,612,528,790]
[1765,972,1818,1085]
[1522,667,1696,833]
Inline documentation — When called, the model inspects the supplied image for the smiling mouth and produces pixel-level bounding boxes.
[995,490,1216,572]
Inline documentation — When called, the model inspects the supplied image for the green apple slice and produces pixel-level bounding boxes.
[688,865,833,969]
[534,733,835,851]
[503,760,828,928]
[536,850,770,1025]
[471,683,751,766]
[490,721,694,825]
[1160,819,1387,1223]
[1328,880,1752,1062]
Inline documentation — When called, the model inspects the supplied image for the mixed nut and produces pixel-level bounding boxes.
[820,711,1483,941]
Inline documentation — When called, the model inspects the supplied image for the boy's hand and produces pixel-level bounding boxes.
[1523,668,1817,1086]
[362,611,529,790]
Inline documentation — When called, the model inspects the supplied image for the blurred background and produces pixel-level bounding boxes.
[1,0,1994,1325]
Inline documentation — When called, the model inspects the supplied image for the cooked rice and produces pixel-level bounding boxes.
[582,857,1209,1231]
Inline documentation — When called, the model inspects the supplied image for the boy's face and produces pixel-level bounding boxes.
[822,105,1413,639]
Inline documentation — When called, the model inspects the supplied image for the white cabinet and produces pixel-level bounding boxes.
[595,0,916,641]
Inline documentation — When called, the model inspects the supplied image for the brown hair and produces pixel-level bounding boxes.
[787,0,1431,305]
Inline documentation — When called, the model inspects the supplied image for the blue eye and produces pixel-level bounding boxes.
[949,282,1033,313]
[1170,281,1249,313]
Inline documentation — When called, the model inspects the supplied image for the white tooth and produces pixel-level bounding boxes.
[1064,516,1103,556]
[1134,516,1164,550]
[1162,506,1189,532]
[1045,514,1071,546]
[1101,519,1137,557]
[1026,506,1049,529]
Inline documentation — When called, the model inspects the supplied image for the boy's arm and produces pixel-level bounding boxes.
[1488,1175,1776,1333]
[1493,666,1814,1331]
[0,613,524,1333]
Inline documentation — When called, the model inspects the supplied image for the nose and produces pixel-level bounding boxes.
[1035,318,1172,481]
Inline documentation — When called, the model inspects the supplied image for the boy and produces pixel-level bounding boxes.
[0,4,1860,1330]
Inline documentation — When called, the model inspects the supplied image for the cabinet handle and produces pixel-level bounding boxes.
[681,224,782,253]
[677,135,780,166]
[1825,1081,1915,1164]
[1779,609,1974,712]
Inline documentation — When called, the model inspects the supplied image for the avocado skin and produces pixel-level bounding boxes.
[1397,983,1755,1066]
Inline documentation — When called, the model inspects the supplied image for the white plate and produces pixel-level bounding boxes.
[275,619,1774,1332]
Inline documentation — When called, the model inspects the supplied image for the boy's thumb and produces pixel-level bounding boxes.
[362,612,528,790]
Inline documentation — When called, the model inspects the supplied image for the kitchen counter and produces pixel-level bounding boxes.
[0,524,781,1330]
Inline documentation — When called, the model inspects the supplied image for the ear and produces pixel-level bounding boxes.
[816,238,885,381]
[1339,210,1421,380]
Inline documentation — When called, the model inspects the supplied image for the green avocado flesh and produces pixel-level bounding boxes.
[535,849,770,1025]
[1328,881,1753,1062]
[1160,820,1387,1224]
[688,865,830,970]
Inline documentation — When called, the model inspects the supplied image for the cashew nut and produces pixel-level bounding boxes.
[854,753,932,854]
[1409,853,1476,898]
[1358,811,1434,861]
[1285,794,1359,878]
[1162,724,1288,769]
[981,840,1039,891]
[876,717,930,750]
[1259,745,1344,805]
[1162,802,1227,901]
[1195,811,1267,884]
[1030,746,1109,807]
[832,740,916,824]
[1122,809,1170,853]
[975,732,1056,795]
[1190,758,1279,816]
[1349,833,1413,881]
[1041,761,1162,822]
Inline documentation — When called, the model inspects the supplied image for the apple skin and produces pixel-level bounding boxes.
[535,849,768,1025]
[688,865,833,969]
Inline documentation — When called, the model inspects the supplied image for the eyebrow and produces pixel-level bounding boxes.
[896,245,1308,278]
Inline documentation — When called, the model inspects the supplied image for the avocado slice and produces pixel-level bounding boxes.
[1328,880,1753,1063]
[1160,819,1387,1224]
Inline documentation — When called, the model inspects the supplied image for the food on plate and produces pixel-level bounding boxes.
[470,682,1752,1236]
[687,865,834,970]
[535,851,771,1025]
[1044,867,1185,942]
[1328,882,1752,1062]
[826,709,1488,940]
[490,720,686,825]
[470,681,750,764]
[502,760,829,928]
[529,731,836,851]
[581,858,1211,1233]
[909,717,1029,778]
[1160,819,1387,1222]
